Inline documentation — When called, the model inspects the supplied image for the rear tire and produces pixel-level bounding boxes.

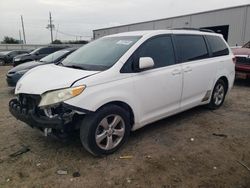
[80,105,131,156]
[208,79,226,110]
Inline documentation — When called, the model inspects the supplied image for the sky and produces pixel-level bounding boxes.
[0,0,249,44]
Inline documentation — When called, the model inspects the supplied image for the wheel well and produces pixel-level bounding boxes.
[99,101,135,127]
[219,76,229,93]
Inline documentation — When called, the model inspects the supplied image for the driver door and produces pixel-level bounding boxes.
[132,35,183,126]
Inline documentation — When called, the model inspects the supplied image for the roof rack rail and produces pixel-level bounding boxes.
[172,27,215,33]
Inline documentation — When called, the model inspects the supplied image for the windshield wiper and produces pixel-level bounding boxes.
[64,64,86,70]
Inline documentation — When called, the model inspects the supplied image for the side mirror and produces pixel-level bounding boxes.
[139,57,154,70]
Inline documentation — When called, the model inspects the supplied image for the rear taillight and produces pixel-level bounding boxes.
[232,57,236,64]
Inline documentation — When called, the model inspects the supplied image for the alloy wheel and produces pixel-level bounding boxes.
[95,114,125,150]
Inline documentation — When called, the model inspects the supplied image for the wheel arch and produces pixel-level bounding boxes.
[217,76,229,93]
[97,101,135,129]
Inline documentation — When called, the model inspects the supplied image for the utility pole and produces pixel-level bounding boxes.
[21,15,26,44]
[46,12,55,43]
[19,30,22,44]
[49,12,53,43]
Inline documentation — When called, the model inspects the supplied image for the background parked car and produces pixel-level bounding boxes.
[6,47,78,87]
[13,46,66,66]
[0,50,29,65]
[231,41,250,80]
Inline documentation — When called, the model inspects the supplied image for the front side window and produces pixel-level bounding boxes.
[62,36,141,71]
[137,35,175,68]
[174,35,209,63]
[206,35,229,57]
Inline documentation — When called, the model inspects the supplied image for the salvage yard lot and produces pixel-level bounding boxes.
[0,66,250,188]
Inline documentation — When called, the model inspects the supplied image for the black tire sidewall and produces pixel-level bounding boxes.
[80,105,131,156]
[209,79,226,109]
[0,59,5,65]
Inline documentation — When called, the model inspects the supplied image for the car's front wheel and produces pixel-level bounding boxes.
[80,105,131,156]
[0,59,5,65]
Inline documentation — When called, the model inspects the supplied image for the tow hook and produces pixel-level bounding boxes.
[44,128,52,137]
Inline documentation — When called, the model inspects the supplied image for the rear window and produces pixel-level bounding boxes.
[174,35,209,63]
[206,35,229,57]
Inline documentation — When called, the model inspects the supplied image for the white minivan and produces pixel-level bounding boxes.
[9,29,235,156]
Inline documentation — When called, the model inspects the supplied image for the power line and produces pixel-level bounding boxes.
[56,30,92,38]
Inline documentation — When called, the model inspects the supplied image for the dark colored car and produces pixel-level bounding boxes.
[7,47,78,87]
[13,46,66,66]
[232,42,250,80]
[0,50,29,65]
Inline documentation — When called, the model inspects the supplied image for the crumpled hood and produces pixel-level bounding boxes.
[15,64,99,95]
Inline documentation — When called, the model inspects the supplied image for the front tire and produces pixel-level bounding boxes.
[80,105,131,156]
[208,79,226,110]
[0,59,5,65]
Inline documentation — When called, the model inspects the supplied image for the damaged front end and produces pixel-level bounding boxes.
[9,94,83,133]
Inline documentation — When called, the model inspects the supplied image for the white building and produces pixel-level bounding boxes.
[93,4,250,46]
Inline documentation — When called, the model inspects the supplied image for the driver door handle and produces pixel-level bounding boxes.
[172,69,181,75]
[184,66,192,72]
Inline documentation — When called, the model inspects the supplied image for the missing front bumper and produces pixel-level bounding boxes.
[9,99,74,130]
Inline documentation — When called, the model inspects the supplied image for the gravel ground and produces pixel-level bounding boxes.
[0,66,250,188]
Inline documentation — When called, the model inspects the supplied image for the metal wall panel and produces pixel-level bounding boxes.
[93,5,249,46]
[154,19,172,29]
[128,22,154,31]
[94,30,108,38]
[191,7,246,45]
[244,5,250,44]
[172,16,191,28]
[117,26,129,33]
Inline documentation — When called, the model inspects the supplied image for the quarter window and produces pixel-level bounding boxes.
[206,35,229,57]
[174,35,209,62]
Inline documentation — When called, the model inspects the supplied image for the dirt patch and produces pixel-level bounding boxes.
[0,66,250,187]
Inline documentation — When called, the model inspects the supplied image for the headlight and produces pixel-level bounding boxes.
[38,85,86,107]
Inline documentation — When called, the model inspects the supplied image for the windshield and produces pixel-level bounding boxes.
[40,50,69,63]
[30,48,42,55]
[61,36,141,71]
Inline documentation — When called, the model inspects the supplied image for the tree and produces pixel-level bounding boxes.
[52,39,62,44]
[1,36,20,44]
[64,40,88,44]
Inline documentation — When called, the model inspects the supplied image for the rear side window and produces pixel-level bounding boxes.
[137,35,175,68]
[174,35,209,63]
[206,35,229,57]
[39,48,52,54]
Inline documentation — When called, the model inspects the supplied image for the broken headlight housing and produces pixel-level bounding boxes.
[38,85,86,107]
